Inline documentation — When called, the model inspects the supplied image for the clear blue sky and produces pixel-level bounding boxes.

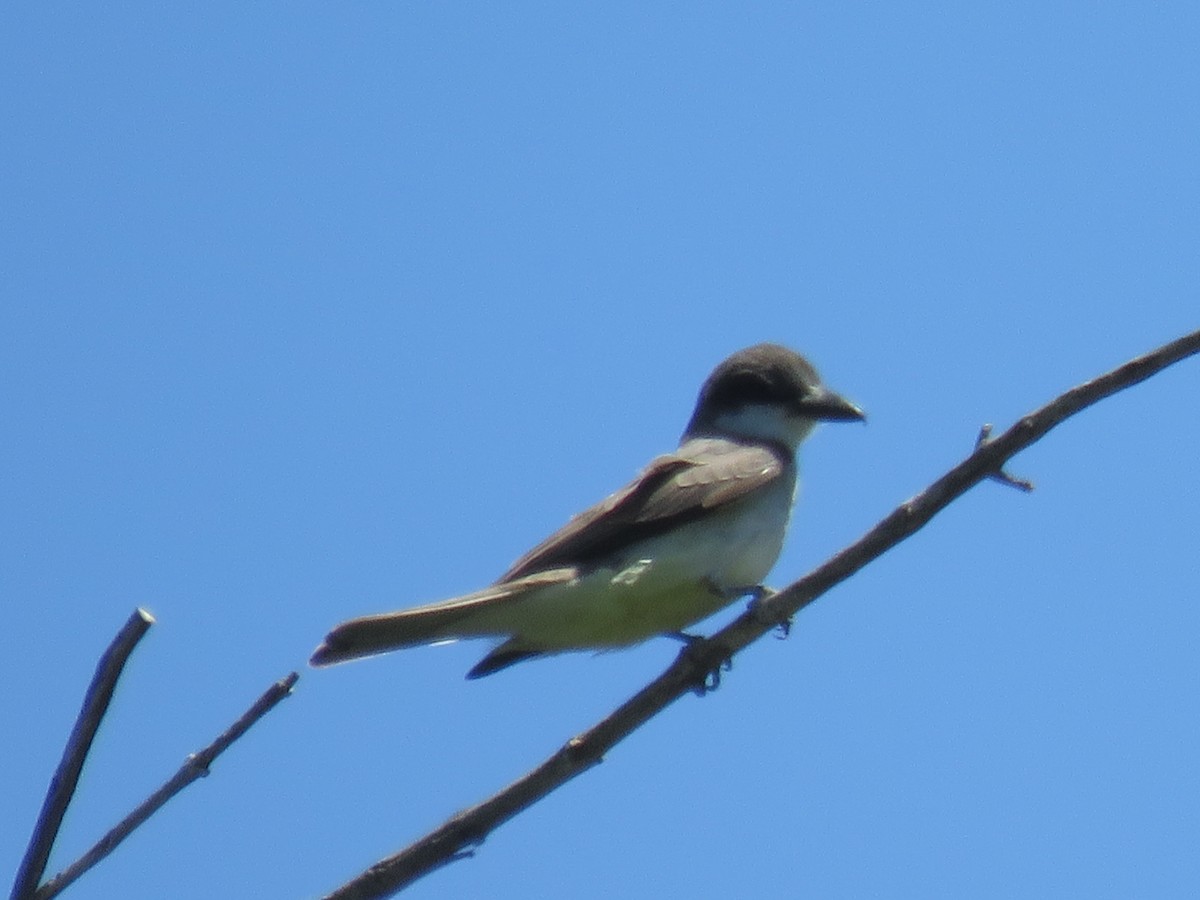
[3,4,1198,898]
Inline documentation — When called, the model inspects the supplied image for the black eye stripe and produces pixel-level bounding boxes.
[711,371,789,406]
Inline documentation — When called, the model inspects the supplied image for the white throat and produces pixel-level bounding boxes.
[700,403,816,452]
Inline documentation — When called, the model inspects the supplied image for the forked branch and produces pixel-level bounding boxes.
[9,610,298,900]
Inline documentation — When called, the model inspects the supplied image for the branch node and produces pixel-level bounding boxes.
[975,423,1035,493]
[186,753,212,779]
[562,736,598,766]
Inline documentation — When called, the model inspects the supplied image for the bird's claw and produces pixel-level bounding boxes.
[670,632,734,695]
[744,585,790,637]
[692,652,733,696]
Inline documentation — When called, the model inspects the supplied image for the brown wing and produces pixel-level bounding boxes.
[499,439,787,582]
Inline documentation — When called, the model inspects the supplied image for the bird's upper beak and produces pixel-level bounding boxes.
[795,386,866,422]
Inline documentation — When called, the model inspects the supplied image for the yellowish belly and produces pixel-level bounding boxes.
[493,563,734,650]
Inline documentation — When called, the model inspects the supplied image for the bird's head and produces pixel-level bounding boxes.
[684,343,865,450]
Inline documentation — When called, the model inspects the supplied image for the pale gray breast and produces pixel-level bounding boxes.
[626,455,797,591]
[705,463,797,588]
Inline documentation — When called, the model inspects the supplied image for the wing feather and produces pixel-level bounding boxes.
[499,439,786,581]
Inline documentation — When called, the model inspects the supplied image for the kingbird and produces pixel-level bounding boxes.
[310,344,863,678]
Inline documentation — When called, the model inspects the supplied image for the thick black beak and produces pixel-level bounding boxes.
[796,386,866,422]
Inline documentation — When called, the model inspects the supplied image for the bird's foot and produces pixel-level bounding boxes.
[669,632,733,695]
[739,584,777,605]
[742,585,792,639]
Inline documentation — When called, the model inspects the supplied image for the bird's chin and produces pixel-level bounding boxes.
[704,405,817,450]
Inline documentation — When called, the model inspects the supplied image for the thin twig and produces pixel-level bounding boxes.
[33,672,300,900]
[9,609,156,900]
[322,328,1200,900]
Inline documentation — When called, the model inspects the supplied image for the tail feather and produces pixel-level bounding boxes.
[309,568,576,667]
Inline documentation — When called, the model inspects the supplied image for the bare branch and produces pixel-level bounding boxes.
[10,609,155,900]
[318,327,1200,900]
[33,672,300,900]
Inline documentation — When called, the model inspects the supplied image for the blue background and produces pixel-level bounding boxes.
[3,4,1198,898]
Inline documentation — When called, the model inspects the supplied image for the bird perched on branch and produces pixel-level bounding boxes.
[311,344,864,678]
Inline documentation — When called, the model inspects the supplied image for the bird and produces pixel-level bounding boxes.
[310,344,864,678]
